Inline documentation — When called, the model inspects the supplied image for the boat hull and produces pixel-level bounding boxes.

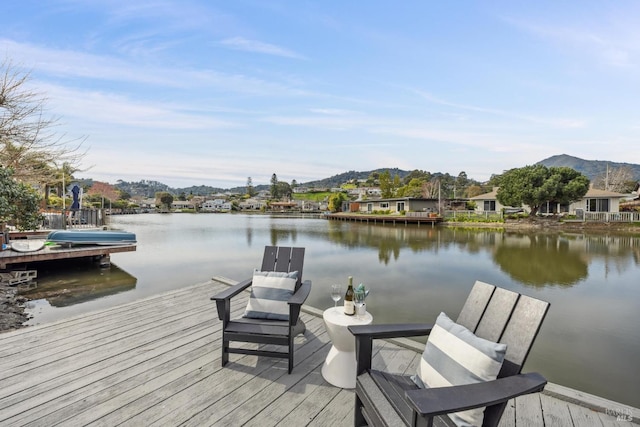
[47,230,137,246]
[10,239,47,253]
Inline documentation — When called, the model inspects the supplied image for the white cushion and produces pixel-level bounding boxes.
[243,270,298,320]
[413,312,507,427]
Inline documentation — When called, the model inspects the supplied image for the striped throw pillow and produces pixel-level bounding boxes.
[243,270,298,321]
[412,312,507,427]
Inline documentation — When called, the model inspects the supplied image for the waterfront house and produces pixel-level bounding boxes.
[567,188,626,214]
[469,188,526,213]
[171,200,195,211]
[348,197,439,214]
[238,198,267,210]
[269,201,298,211]
[202,199,232,212]
[139,198,157,210]
[470,187,626,215]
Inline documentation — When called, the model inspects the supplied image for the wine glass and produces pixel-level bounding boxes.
[330,284,342,307]
[354,290,366,319]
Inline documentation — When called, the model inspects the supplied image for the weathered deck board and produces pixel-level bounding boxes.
[0,279,637,427]
[0,243,136,269]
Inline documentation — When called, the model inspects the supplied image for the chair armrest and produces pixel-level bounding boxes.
[211,278,252,321]
[404,372,547,417]
[289,280,312,306]
[350,323,433,375]
[348,323,433,340]
[288,280,311,326]
[210,278,252,301]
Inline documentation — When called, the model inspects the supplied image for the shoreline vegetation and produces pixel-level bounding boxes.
[0,284,29,332]
[329,211,640,233]
[2,216,639,334]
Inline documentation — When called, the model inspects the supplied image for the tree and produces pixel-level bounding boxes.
[328,192,347,212]
[466,185,484,198]
[379,171,394,198]
[593,166,637,194]
[393,174,401,193]
[1,59,85,188]
[402,169,431,185]
[270,173,279,199]
[422,179,441,199]
[155,191,174,211]
[118,189,131,200]
[366,172,379,187]
[246,177,256,197]
[397,178,424,197]
[85,181,129,208]
[276,181,292,199]
[0,166,42,230]
[496,165,590,216]
[455,171,469,198]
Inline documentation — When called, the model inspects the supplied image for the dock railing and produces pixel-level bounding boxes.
[444,210,640,223]
[443,210,504,221]
[41,208,108,230]
[583,211,640,222]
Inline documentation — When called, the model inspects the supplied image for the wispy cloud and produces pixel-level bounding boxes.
[502,15,640,68]
[41,83,238,130]
[261,112,378,131]
[1,39,309,96]
[309,108,361,116]
[414,90,585,128]
[219,37,306,59]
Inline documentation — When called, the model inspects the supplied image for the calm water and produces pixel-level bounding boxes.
[22,213,640,407]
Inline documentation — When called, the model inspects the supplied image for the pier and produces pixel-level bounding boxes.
[0,278,636,426]
[325,212,443,227]
[0,243,136,270]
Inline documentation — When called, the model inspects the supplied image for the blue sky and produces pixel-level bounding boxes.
[2,1,639,188]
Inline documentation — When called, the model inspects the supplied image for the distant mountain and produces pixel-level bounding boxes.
[102,158,640,198]
[114,180,226,198]
[302,168,412,188]
[537,154,640,181]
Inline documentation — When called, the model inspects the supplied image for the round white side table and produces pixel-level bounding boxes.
[321,306,373,389]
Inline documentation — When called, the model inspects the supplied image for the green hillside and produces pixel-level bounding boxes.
[114,156,640,199]
[537,154,640,181]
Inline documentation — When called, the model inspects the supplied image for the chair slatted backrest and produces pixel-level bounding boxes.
[498,295,549,377]
[456,281,550,379]
[260,246,305,288]
[456,281,495,332]
[474,287,519,343]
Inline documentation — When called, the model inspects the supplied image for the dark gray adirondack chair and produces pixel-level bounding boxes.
[348,281,550,427]
[211,246,311,374]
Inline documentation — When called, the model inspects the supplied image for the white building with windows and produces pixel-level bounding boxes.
[470,187,626,214]
[202,199,232,211]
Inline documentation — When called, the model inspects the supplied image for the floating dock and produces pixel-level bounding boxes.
[325,212,443,226]
[0,242,136,270]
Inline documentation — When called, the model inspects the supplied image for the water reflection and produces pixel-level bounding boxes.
[20,260,137,307]
[321,222,640,287]
[493,234,588,287]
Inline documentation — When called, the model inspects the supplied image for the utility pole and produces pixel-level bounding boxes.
[61,163,66,210]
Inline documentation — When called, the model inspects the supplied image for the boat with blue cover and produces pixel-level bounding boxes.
[47,229,137,246]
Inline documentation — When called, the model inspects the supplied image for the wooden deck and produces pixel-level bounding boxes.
[0,279,637,426]
[0,243,136,269]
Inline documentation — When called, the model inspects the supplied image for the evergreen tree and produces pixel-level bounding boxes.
[270,173,279,199]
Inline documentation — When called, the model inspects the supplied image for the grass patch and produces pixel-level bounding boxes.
[292,192,331,202]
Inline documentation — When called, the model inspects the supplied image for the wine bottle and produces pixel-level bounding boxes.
[344,276,355,316]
